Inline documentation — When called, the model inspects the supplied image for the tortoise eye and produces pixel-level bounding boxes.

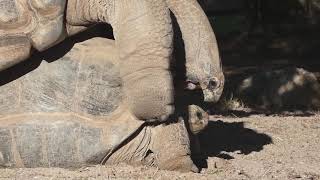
[208,78,220,90]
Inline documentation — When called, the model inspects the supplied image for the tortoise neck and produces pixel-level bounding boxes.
[66,0,115,25]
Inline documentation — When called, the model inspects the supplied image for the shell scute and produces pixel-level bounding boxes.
[0,0,19,24]
[0,0,67,51]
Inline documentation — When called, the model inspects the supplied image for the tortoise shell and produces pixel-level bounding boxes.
[0,38,146,168]
[0,0,66,52]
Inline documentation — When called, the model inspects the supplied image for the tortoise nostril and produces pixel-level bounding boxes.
[208,79,219,90]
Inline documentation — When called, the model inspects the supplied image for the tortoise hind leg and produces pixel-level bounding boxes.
[0,35,32,71]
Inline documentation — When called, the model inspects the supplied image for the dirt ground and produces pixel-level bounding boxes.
[0,115,319,180]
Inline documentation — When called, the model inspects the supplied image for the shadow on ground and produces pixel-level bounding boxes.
[210,109,316,118]
[195,120,272,168]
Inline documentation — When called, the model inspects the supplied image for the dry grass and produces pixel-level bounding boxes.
[213,92,246,113]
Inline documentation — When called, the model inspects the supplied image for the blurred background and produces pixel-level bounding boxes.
[198,0,320,115]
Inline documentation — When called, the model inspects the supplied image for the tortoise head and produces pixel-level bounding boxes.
[166,0,225,103]
[186,57,225,103]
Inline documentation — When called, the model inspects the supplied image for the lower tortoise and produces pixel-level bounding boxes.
[0,38,210,172]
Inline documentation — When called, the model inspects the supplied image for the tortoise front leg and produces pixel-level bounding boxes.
[111,0,175,121]
[67,0,175,122]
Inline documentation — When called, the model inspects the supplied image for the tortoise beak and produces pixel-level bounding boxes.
[184,74,224,103]
[202,88,220,102]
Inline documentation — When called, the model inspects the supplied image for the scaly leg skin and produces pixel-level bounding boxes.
[112,0,175,122]
[150,120,199,172]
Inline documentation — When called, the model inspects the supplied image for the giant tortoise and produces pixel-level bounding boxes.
[0,0,224,172]
[0,37,209,172]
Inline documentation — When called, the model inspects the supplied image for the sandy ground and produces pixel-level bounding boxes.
[0,115,319,180]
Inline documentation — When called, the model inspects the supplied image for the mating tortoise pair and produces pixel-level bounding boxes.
[0,0,224,172]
